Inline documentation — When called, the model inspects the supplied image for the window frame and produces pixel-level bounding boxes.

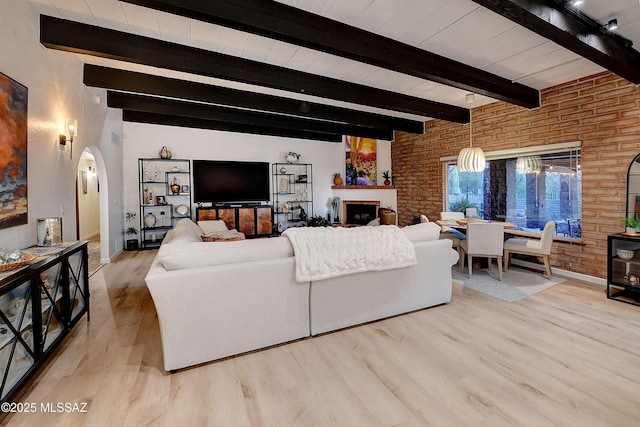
[441,141,582,238]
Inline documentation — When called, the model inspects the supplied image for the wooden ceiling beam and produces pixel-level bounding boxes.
[120,0,540,108]
[122,110,343,142]
[108,92,395,140]
[40,15,468,123]
[84,64,424,134]
[471,0,640,84]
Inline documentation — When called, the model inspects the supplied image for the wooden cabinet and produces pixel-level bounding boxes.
[607,233,640,306]
[197,206,273,238]
[0,241,89,402]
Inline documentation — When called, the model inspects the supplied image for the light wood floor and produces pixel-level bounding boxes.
[2,250,640,426]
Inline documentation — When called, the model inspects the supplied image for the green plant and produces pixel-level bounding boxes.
[125,211,138,236]
[307,215,331,227]
[449,196,477,213]
[620,217,640,229]
[382,170,391,180]
[333,172,341,179]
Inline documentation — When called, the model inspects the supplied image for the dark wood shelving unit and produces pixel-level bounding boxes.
[607,233,640,306]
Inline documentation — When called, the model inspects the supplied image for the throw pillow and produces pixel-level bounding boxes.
[201,229,245,242]
[198,220,228,234]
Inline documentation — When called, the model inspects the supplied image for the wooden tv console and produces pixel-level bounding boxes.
[196,205,273,238]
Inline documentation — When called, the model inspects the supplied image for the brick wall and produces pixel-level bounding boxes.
[392,71,640,279]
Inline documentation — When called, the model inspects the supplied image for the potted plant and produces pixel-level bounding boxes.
[620,217,640,234]
[333,173,343,186]
[125,211,139,251]
[382,170,391,185]
[308,215,331,227]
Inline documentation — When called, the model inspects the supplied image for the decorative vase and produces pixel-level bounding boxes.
[170,177,181,195]
[285,153,299,163]
[384,179,391,186]
[379,208,396,225]
[279,166,287,174]
[299,208,308,222]
[333,175,343,185]
[144,213,157,228]
[160,146,172,159]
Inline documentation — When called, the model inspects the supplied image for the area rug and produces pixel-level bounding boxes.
[452,264,565,302]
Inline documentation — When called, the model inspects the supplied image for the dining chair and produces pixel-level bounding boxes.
[439,212,465,257]
[459,222,504,280]
[504,220,555,279]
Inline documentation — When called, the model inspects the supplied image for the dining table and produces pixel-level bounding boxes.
[436,218,517,229]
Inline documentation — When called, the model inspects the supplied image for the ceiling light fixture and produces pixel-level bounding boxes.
[605,18,618,31]
[516,156,541,174]
[457,94,485,173]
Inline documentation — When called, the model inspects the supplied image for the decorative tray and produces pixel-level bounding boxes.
[175,204,189,216]
[0,253,38,272]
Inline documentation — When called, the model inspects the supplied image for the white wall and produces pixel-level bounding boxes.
[123,123,395,222]
[77,155,100,240]
[0,1,123,257]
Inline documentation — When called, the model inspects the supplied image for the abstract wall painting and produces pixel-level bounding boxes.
[345,136,377,186]
[0,71,28,230]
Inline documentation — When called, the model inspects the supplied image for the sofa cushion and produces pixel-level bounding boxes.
[401,222,440,242]
[163,218,203,244]
[157,236,294,271]
[198,220,228,234]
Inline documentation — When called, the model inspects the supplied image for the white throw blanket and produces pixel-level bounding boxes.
[282,225,417,282]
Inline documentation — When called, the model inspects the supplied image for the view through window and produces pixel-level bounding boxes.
[446,149,582,237]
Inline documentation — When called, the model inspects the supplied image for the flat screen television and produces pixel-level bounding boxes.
[193,160,270,203]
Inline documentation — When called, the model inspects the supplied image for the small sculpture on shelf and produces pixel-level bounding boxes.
[159,146,172,159]
[333,173,343,186]
[170,177,181,195]
[144,212,157,228]
[285,152,300,163]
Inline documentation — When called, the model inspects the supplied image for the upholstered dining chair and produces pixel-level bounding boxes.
[504,220,555,279]
[439,211,465,257]
[459,222,504,281]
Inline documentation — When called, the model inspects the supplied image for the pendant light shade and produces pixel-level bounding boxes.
[516,155,541,174]
[457,94,485,172]
[458,147,486,172]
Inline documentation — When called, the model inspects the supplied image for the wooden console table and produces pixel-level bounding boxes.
[197,205,273,238]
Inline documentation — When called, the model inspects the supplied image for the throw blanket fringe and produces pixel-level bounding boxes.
[282,225,416,282]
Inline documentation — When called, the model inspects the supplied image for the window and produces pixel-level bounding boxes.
[445,145,582,237]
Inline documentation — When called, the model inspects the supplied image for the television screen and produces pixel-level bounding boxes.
[193,160,270,203]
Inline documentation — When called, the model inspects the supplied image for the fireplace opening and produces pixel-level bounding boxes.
[343,200,380,225]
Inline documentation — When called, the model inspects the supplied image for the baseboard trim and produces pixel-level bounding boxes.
[511,259,606,286]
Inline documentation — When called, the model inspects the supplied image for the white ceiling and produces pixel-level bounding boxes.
[29,0,640,121]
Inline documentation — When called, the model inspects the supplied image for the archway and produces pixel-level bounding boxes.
[77,146,110,269]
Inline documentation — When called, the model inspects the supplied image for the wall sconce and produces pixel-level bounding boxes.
[605,18,618,32]
[59,118,77,159]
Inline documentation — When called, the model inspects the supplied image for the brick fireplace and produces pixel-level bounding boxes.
[343,200,380,225]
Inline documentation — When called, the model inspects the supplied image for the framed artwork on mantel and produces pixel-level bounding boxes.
[345,135,377,186]
[0,71,28,230]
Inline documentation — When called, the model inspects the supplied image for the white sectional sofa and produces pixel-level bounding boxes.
[145,219,459,371]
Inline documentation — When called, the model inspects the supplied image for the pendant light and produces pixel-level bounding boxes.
[457,94,485,172]
[516,155,542,174]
